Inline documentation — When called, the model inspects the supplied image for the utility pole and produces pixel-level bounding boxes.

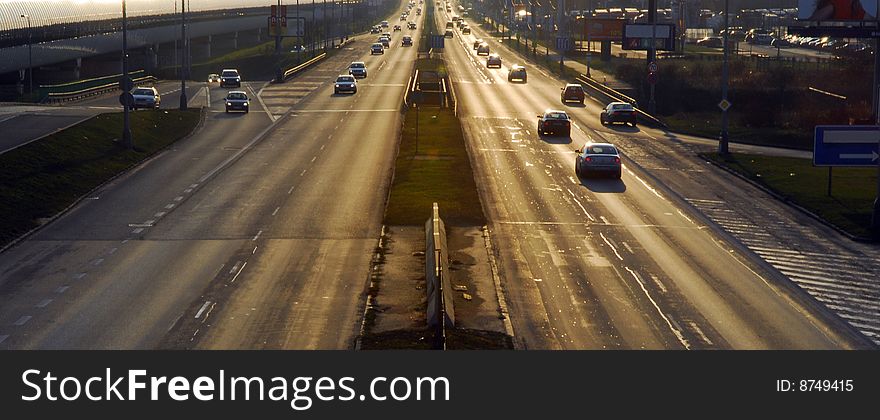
[531,0,537,55]
[585,2,591,77]
[122,0,132,149]
[718,0,729,156]
[179,0,188,110]
[872,5,880,233]
[558,0,565,69]
[20,14,33,97]
[648,0,656,114]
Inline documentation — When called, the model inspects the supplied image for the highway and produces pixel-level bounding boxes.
[0,0,876,350]
[0,1,421,349]
[435,2,875,349]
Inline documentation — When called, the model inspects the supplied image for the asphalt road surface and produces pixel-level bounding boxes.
[0,2,422,349]
[0,81,203,154]
[437,3,874,350]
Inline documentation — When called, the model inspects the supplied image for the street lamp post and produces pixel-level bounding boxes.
[20,14,33,97]
[179,0,188,110]
[122,0,132,149]
[718,0,730,156]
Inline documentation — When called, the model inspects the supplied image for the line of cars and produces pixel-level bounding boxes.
[451,12,626,179]
[339,10,420,96]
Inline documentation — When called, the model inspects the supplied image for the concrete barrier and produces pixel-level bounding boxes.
[426,203,454,348]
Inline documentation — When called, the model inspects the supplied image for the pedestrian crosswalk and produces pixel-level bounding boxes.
[686,197,880,344]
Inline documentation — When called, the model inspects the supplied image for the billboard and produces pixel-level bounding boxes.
[798,0,878,21]
[622,23,676,51]
[581,18,626,42]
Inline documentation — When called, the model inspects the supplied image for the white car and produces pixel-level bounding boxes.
[334,75,357,94]
[130,86,160,109]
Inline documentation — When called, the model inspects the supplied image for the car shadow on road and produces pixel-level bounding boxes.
[562,102,586,108]
[538,134,572,144]
[213,112,248,119]
[604,124,641,133]
[579,176,627,193]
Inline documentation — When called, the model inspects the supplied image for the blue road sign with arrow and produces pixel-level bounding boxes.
[813,125,880,167]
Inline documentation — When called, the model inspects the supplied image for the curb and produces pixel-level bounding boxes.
[0,107,208,255]
[700,154,877,243]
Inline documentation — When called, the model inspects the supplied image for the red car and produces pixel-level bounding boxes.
[561,83,585,104]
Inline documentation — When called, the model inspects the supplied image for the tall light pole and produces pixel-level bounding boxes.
[122,0,132,149]
[179,0,188,110]
[20,14,33,97]
[718,0,729,156]
[648,0,656,114]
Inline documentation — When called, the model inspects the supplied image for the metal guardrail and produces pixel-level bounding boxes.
[576,74,667,128]
[277,52,328,83]
[425,202,454,349]
[44,73,157,103]
[40,69,151,103]
[445,75,457,116]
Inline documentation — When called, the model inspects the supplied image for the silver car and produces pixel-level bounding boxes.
[575,143,622,179]
[130,86,160,109]
[349,61,367,78]
[334,75,357,94]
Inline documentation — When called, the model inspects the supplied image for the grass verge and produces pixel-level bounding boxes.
[384,107,484,226]
[702,152,877,239]
[0,109,202,246]
[665,112,812,150]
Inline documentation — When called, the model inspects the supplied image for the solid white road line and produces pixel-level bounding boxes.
[195,301,212,319]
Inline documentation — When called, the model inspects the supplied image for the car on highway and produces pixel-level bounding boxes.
[474,39,484,50]
[486,53,502,68]
[560,83,585,104]
[371,26,381,34]
[224,90,249,113]
[371,43,384,54]
[130,86,160,109]
[446,21,454,29]
[536,109,571,137]
[334,75,358,94]
[290,45,305,53]
[220,68,242,88]
[445,29,454,38]
[393,24,402,31]
[207,73,220,83]
[477,42,490,55]
[508,65,527,82]
[574,142,622,178]
[600,102,637,126]
[379,36,391,48]
[402,35,413,46]
[348,61,367,78]
[462,25,471,34]
[408,22,417,29]
[696,36,722,48]
[381,20,389,27]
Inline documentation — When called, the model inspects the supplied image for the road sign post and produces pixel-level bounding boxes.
[813,126,880,234]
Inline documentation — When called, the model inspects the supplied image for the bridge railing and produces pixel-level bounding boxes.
[40,70,157,103]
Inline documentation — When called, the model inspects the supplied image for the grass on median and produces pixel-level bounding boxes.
[703,152,877,239]
[0,109,201,246]
[384,107,485,226]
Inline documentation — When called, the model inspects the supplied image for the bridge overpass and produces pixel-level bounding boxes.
[0,0,382,99]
